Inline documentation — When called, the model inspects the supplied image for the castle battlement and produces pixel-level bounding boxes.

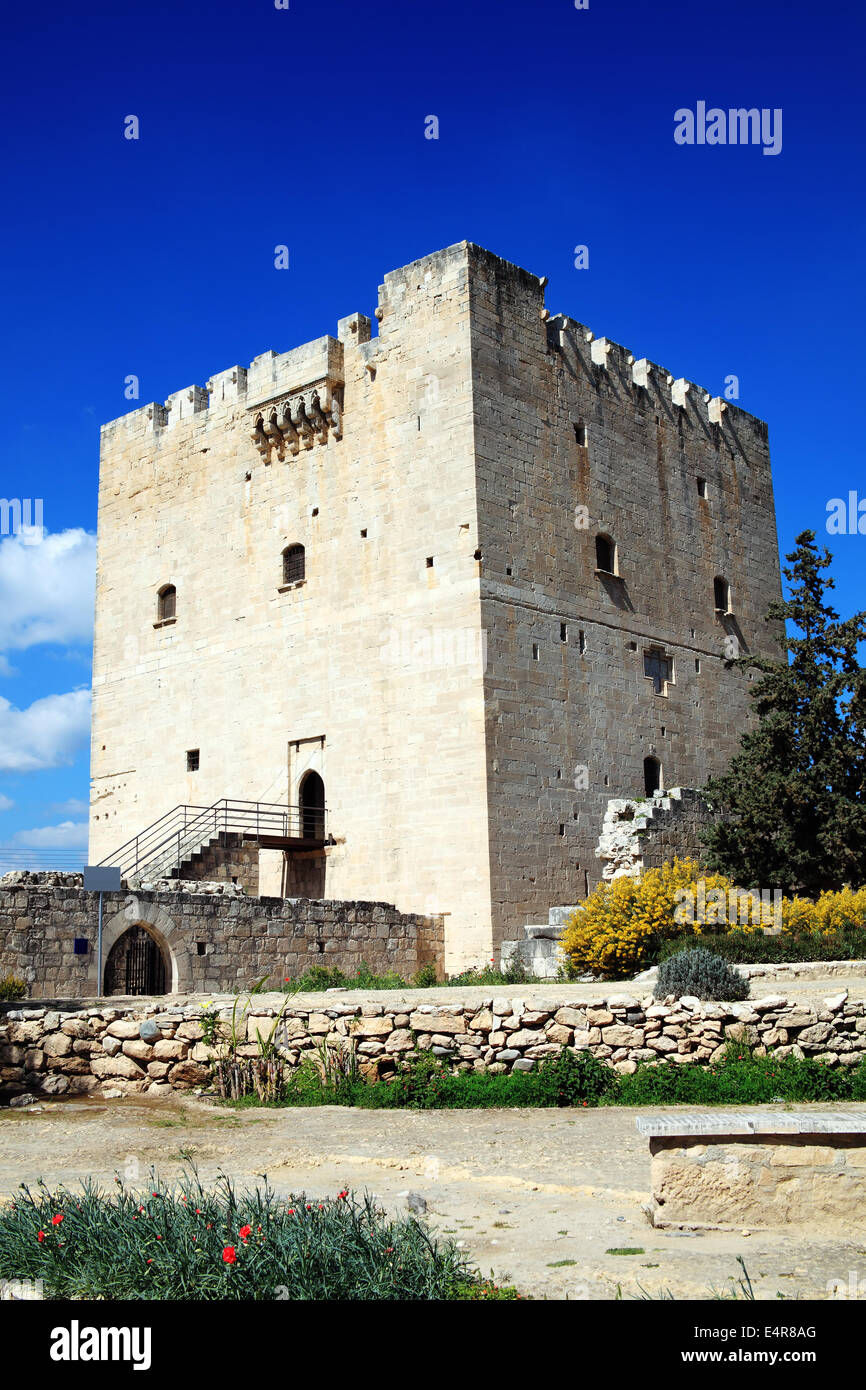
[546,313,767,445]
[99,241,768,456]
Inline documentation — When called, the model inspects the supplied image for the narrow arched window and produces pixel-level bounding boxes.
[282,544,305,586]
[595,534,616,574]
[714,576,730,613]
[643,755,662,796]
[157,584,176,621]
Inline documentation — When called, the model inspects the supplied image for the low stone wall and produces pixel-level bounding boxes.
[639,1114,866,1231]
[0,876,445,998]
[2,985,865,1103]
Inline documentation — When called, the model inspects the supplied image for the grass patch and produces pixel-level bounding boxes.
[0,1171,521,1301]
[254,958,548,994]
[221,1042,866,1112]
[606,1247,645,1256]
[547,1258,577,1267]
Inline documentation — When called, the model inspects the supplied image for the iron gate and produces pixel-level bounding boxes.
[124,928,166,995]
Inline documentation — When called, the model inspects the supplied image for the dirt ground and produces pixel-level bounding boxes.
[3,1094,866,1300]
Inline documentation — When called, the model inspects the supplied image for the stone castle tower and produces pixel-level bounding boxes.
[90,242,783,971]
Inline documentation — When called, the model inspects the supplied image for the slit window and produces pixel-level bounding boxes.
[574,422,587,447]
[714,576,730,613]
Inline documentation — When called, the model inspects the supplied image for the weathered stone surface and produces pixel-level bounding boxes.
[585,1008,614,1026]
[601,1025,642,1048]
[105,1020,141,1039]
[91,1054,146,1080]
[409,1012,465,1035]
[350,1016,395,1038]
[167,1060,210,1087]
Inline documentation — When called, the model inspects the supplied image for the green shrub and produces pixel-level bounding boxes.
[658,927,866,965]
[0,974,26,1001]
[533,1047,618,1107]
[224,1045,866,1111]
[655,946,750,1001]
[0,1172,517,1301]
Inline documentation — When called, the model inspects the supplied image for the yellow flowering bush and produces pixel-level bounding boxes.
[780,886,866,937]
[561,859,736,978]
[561,860,866,979]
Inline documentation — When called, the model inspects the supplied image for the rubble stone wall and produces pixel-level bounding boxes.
[2,985,863,1103]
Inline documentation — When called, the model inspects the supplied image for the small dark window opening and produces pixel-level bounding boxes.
[532,643,540,660]
[644,755,662,796]
[158,585,176,621]
[506,566,513,576]
[196,941,207,956]
[360,528,367,538]
[595,534,615,574]
[644,648,673,695]
[187,749,200,772]
[574,422,587,447]
[560,622,568,642]
[282,544,305,585]
[474,548,482,561]
[559,824,565,837]
[695,658,701,673]
[579,630,586,654]
[697,476,707,498]
[426,556,434,568]
[714,576,730,613]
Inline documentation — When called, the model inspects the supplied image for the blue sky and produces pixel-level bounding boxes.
[0,0,863,865]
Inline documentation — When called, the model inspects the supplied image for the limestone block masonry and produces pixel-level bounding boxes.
[0,878,444,998]
[91,242,783,972]
[2,986,863,1104]
[638,1114,866,1231]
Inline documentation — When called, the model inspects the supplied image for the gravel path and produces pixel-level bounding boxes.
[3,1094,865,1300]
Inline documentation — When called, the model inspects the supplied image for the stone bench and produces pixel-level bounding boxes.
[637,1111,866,1231]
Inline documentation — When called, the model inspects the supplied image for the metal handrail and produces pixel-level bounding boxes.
[98,798,327,881]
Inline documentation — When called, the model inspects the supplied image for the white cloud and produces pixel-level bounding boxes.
[12,819,89,848]
[48,797,89,816]
[0,794,14,811]
[0,688,91,772]
[0,528,96,656]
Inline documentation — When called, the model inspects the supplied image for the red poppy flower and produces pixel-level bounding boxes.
[52,1213,64,1226]
[338,1190,349,1200]
[238,1224,252,1239]
[223,1246,237,1265]
[37,1230,45,1243]
[287,1208,295,1216]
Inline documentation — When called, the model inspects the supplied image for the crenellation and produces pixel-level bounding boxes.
[164,384,209,428]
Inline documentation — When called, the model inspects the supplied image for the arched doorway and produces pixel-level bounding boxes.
[299,770,325,841]
[104,925,168,996]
